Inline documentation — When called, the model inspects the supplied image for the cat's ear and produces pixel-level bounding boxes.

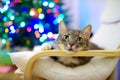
[82,24,92,39]
[59,21,67,33]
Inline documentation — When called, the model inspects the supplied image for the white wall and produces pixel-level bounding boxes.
[62,0,80,29]
[63,0,106,33]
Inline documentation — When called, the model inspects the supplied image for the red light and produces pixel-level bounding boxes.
[54,0,60,3]
[27,27,32,32]
[16,29,20,33]
[30,8,35,11]
[46,9,52,14]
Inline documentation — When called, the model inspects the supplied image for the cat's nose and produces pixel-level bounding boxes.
[69,43,74,47]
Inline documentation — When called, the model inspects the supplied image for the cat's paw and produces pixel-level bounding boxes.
[40,43,52,51]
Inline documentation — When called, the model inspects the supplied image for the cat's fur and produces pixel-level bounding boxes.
[51,21,102,68]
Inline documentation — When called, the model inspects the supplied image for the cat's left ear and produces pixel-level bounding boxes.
[59,21,67,33]
[82,24,92,39]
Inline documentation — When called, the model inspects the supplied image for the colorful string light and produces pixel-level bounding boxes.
[0,0,66,48]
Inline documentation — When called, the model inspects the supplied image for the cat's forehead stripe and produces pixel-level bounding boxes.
[67,29,81,35]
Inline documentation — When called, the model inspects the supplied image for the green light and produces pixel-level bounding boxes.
[7,13,12,18]
[3,34,8,39]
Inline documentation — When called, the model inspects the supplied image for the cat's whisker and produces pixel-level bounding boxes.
[53,22,95,67]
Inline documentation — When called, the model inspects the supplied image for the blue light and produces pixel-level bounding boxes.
[39,27,44,33]
[3,5,8,11]
[57,18,63,23]
[0,8,3,13]
[20,22,26,27]
[39,23,44,28]
[43,1,48,6]
[2,39,6,44]
[53,20,58,24]
[10,25,15,30]
[34,24,39,29]
[9,37,13,41]
[58,14,64,19]
[21,6,28,12]
[11,30,16,34]
[10,15,15,20]
[42,34,47,40]
[47,32,53,38]
[39,37,45,42]
[6,1,10,5]
[39,34,48,42]
[3,17,7,21]
[49,2,55,8]
[53,14,65,24]
[38,13,45,19]
[38,23,44,33]
[29,11,35,16]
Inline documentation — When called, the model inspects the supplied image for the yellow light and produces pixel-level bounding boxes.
[5,28,9,33]
[37,8,42,13]
[19,0,22,3]
[26,40,30,45]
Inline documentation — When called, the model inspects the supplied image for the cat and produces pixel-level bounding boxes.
[38,21,103,80]
[50,21,102,68]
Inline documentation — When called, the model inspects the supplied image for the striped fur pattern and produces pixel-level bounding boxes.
[54,21,93,67]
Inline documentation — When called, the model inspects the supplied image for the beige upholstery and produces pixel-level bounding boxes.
[24,50,120,80]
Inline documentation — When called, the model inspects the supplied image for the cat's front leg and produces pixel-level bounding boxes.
[40,43,52,51]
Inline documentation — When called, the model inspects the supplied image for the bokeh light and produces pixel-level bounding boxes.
[54,0,60,3]
[0,0,67,48]
[2,39,6,44]
[27,27,32,32]
[5,28,9,33]
[34,24,39,29]
[10,25,15,30]
[38,13,45,19]
[20,22,26,27]
[43,1,48,6]
[46,9,52,14]
[10,15,15,20]
[6,1,10,5]
[39,27,44,33]
[37,8,42,13]
[47,32,53,38]
[30,10,35,16]
[3,17,7,21]
[34,31,40,38]
[49,2,55,8]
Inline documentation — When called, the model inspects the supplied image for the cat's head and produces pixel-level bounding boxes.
[56,21,92,53]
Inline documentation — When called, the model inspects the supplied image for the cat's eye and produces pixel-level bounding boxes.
[77,37,82,42]
[64,35,69,40]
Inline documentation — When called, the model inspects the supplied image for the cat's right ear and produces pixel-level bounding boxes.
[59,21,67,33]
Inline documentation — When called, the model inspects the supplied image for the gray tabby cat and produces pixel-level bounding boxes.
[51,21,102,67]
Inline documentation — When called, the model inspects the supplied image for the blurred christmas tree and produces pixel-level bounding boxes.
[0,0,68,49]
